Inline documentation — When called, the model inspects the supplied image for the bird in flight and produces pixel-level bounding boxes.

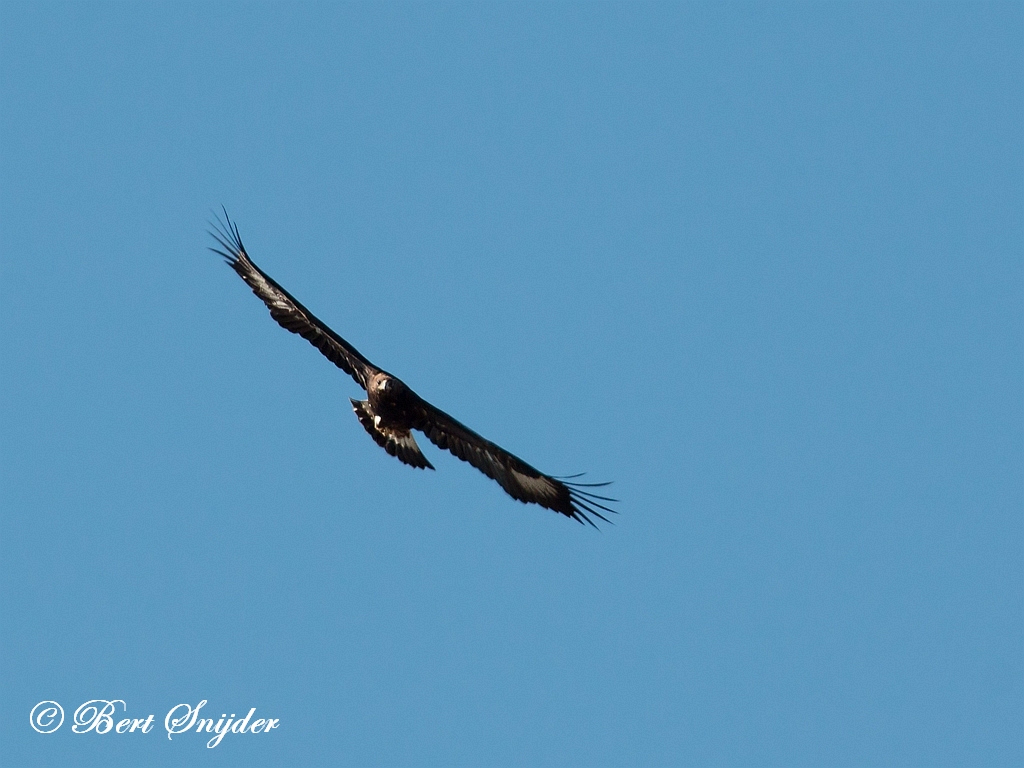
[208,211,616,527]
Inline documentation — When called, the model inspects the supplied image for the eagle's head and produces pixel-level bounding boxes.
[370,373,407,406]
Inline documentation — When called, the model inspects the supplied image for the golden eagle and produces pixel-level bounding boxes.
[209,212,616,527]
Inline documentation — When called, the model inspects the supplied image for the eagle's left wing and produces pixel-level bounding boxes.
[413,399,616,527]
[209,211,380,390]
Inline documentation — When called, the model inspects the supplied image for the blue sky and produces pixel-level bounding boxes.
[1,3,1021,766]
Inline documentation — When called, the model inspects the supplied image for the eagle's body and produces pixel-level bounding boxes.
[353,373,434,470]
[209,211,615,527]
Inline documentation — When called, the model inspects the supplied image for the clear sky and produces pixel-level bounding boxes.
[1,3,1021,766]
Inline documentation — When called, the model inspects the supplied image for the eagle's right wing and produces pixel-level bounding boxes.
[413,398,616,528]
[209,211,380,391]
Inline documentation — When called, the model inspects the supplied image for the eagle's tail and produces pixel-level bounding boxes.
[351,399,434,470]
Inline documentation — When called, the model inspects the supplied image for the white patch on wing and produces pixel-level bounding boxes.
[245,268,291,310]
[248,270,274,295]
[374,415,382,427]
[511,469,557,499]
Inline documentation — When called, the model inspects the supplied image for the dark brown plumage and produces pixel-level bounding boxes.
[209,210,616,527]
